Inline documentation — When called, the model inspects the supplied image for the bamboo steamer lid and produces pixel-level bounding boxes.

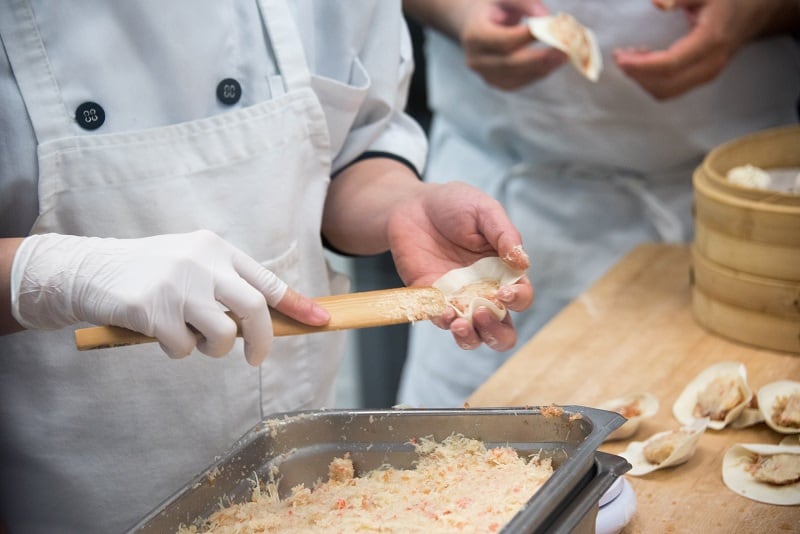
[692,287,800,355]
[691,246,800,321]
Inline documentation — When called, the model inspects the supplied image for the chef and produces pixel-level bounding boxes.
[0,1,533,531]
[398,0,800,407]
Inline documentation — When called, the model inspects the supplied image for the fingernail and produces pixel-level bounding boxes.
[498,287,514,303]
[310,304,330,324]
[453,325,470,337]
[473,306,495,326]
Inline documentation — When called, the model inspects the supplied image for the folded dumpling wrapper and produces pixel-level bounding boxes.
[756,380,800,435]
[599,392,660,441]
[672,361,753,431]
[433,256,525,324]
[621,417,709,476]
[528,12,602,81]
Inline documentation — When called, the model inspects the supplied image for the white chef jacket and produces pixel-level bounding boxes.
[0,1,427,532]
[398,1,800,408]
[0,0,427,236]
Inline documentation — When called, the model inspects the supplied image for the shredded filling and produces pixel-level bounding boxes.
[746,453,800,486]
[693,375,744,421]
[772,393,800,429]
[643,430,691,465]
[181,435,554,533]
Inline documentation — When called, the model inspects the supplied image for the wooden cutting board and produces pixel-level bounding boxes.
[468,244,800,533]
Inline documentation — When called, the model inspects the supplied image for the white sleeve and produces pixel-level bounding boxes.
[299,1,428,175]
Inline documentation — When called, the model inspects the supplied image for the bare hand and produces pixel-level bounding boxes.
[387,181,534,351]
[614,0,797,100]
[459,0,566,90]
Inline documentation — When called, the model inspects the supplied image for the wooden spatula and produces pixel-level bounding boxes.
[73,287,446,351]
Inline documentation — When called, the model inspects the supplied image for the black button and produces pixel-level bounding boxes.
[75,101,105,130]
[216,78,242,105]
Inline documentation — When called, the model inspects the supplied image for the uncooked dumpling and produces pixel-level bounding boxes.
[672,361,753,430]
[726,165,772,190]
[527,12,602,81]
[433,257,525,324]
[621,418,709,476]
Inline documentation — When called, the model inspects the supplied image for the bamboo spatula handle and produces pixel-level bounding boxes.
[74,287,445,351]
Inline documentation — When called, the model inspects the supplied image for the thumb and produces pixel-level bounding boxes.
[274,288,330,327]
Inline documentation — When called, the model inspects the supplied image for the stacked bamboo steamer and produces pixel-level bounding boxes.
[691,125,800,354]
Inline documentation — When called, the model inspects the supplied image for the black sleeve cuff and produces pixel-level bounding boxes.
[331,150,423,180]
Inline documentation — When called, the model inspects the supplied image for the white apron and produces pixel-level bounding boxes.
[398,1,800,408]
[0,1,346,532]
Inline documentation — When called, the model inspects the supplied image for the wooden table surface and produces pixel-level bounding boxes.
[468,244,800,533]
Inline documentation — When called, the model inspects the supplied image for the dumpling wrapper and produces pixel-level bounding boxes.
[731,406,765,429]
[757,380,800,435]
[433,256,525,324]
[722,443,800,505]
[781,435,800,447]
[672,361,753,430]
[528,12,602,81]
[598,392,660,441]
[621,418,709,476]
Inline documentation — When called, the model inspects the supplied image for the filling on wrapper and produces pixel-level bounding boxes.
[599,392,659,441]
[527,12,602,81]
[181,435,554,533]
[723,443,800,505]
[433,256,525,324]
[693,375,746,421]
[773,393,800,429]
[757,380,800,434]
[620,418,709,476]
[673,361,752,430]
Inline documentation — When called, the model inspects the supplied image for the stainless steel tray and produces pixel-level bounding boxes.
[130,406,629,533]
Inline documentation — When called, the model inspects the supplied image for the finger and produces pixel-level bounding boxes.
[118,296,197,358]
[215,274,273,366]
[430,306,458,330]
[497,275,535,312]
[472,306,518,352]
[273,287,330,326]
[614,25,728,99]
[651,0,677,10]
[450,317,483,350]
[232,251,288,306]
[153,322,197,360]
[468,22,536,55]
[473,48,567,89]
[184,302,238,358]
[470,197,530,269]
[494,0,547,21]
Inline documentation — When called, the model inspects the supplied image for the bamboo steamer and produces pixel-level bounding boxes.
[691,245,800,321]
[692,287,800,354]
[691,125,800,354]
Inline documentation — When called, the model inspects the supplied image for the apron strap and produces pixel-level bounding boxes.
[0,0,74,142]
[257,0,313,93]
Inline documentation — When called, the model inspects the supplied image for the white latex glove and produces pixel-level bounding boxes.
[11,230,293,365]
